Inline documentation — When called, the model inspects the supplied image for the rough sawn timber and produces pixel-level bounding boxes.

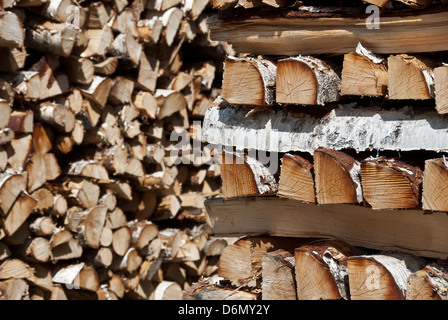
[205,196,448,259]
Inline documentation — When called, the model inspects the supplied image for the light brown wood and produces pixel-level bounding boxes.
[3,192,37,236]
[222,56,276,106]
[206,196,448,259]
[295,240,356,300]
[388,54,434,100]
[341,49,388,97]
[361,158,423,210]
[0,173,26,215]
[7,111,33,133]
[314,148,362,205]
[406,264,448,300]
[434,66,448,114]
[347,253,424,300]
[81,25,113,58]
[262,249,296,300]
[220,152,278,198]
[77,206,107,249]
[276,56,340,105]
[109,33,142,69]
[422,158,448,211]
[209,11,448,56]
[0,10,24,47]
[278,153,315,203]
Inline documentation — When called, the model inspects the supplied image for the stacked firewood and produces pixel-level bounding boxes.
[185,0,448,300]
[185,236,448,300]
[0,0,232,300]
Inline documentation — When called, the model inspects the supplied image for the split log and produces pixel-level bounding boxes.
[85,2,110,28]
[22,237,51,263]
[262,249,296,300]
[347,253,425,300]
[94,57,118,76]
[160,7,183,46]
[278,153,315,203]
[276,56,340,105]
[153,280,183,300]
[314,148,362,205]
[109,33,142,69]
[361,158,423,210]
[7,111,33,133]
[39,103,75,133]
[222,56,276,106]
[0,101,10,130]
[77,206,107,249]
[388,54,434,100]
[295,240,356,300]
[25,17,77,56]
[3,192,37,236]
[0,278,28,300]
[52,263,100,292]
[0,173,26,215]
[79,76,113,108]
[220,152,278,198]
[50,229,83,261]
[109,77,135,105]
[434,66,448,114]
[112,226,132,257]
[0,47,26,72]
[422,158,448,211]
[32,123,53,155]
[7,134,32,172]
[62,57,94,85]
[25,153,47,193]
[137,18,163,44]
[67,160,110,181]
[341,44,388,97]
[81,25,113,58]
[155,89,187,119]
[137,48,159,93]
[407,263,448,300]
[0,10,24,47]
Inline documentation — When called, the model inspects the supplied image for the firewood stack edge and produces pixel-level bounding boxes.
[186,0,448,300]
[0,0,233,300]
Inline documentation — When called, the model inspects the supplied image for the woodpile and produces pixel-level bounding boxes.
[185,0,448,300]
[0,0,232,300]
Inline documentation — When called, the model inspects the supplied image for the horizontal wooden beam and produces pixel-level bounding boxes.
[209,10,448,55]
[205,196,448,259]
[202,98,448,153]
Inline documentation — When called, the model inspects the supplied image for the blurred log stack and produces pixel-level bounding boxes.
[0,0,232,300]
[190,0,448,300]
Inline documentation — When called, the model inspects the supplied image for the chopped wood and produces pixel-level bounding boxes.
[434,66,448,114]
[81,25,113,58]
[3,192,37,236]
[295,240,356,300]
[220,152,278,198]
[183,279,258,300]
[0,173,26,215]
[276,56,340,105]
[222,56,276,106]
[422,158,448,211]
[347,253,424,300]
[406,263,448,300]
[7,111,33,133]
[388,54,434,100]
[361,158,423,210]
[314,148,362,205]
[341,45,388,97]
[262,249,296,300]
[278,153,315,203]
[0,10,24,47]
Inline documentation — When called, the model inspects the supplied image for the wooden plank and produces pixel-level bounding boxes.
[205,196,448,259]
[208,10,448,55]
